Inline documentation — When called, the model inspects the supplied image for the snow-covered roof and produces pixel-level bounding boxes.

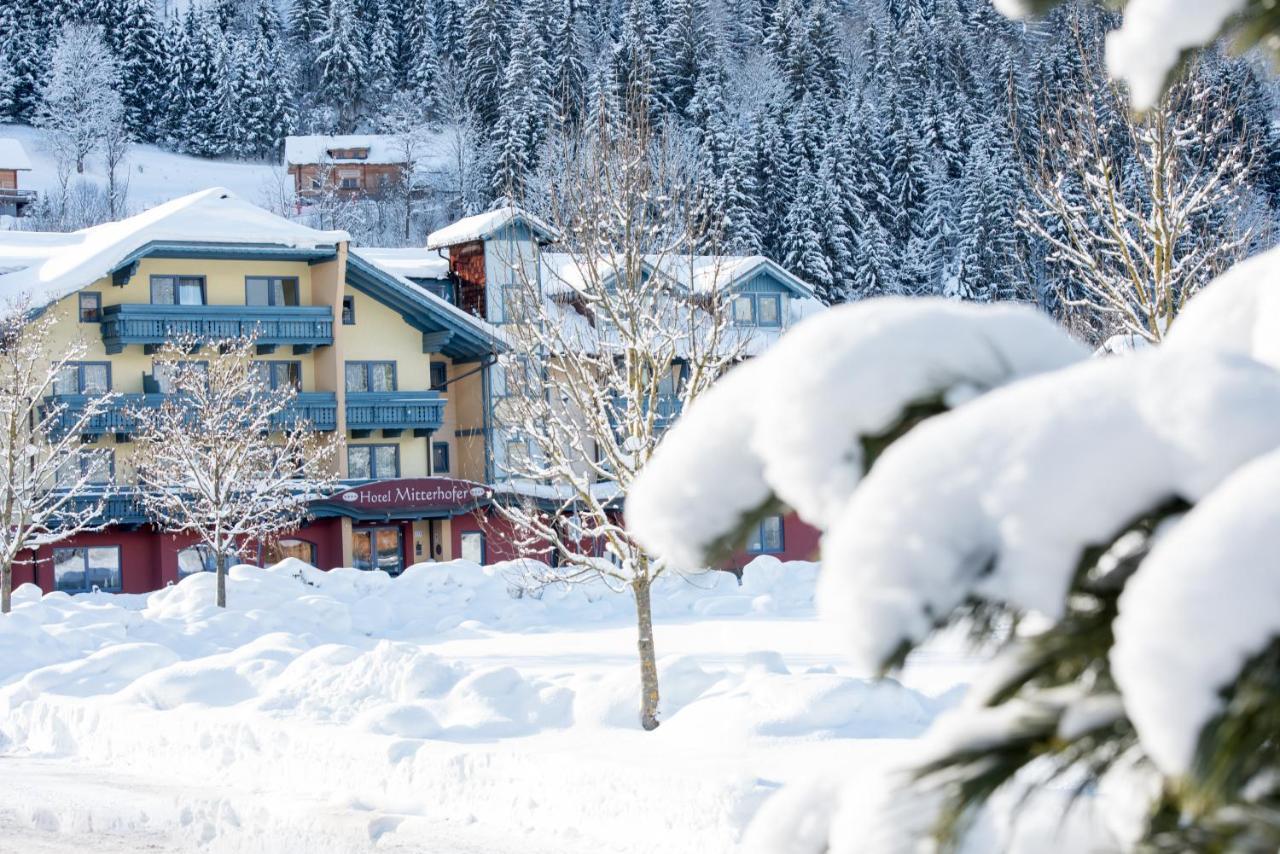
[352,247,450,281]
[284,135,411,167]
[540,252,815,298]
[0,188,348,309]
[0,138,32,171]
[426,206,562,250]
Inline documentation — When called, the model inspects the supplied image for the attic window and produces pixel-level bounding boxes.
[325,147,370,160]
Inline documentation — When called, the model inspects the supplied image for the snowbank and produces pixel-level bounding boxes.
[1164,243,1280,370]
[0,556,943,852]
[1112,448,1280,776]
[819,349,1280,671]
[629,298,1086,569]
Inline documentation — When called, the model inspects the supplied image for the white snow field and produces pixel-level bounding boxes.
[0,124,280,213]
[0,557,981,854]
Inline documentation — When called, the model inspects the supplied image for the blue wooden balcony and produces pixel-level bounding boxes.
[55,490,150,526]
[42,392,339,438]
[100,304,334,354]
[346,391,446,437]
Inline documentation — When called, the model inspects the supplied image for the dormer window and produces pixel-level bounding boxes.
[325,147,370,160]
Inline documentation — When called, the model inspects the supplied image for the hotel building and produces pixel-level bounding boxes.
[0,189,820,593]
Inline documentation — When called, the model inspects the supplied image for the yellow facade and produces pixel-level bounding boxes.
[41,248,488,494]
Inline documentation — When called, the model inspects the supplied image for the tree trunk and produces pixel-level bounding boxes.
[633,573,660,731]
[1,560,10,615]
[216,551,227,609]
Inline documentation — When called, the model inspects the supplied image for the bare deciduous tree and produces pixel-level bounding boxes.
[489,93,747,730]
[0,306,118,613]
[130,336,342,609]
[1025,57,1258,345]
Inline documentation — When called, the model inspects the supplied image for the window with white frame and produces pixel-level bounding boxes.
[52,362,110,395]
[348,444,399,479]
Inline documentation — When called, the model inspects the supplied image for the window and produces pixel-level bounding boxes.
[732,294,755,325]
[263,538,317,567]
[252,361,302,390]
[245,276,300,307]
[348,444,399,479]
[420,280,455,305]
[746,515,785,554]
[56,449,114,488]
[78,292,101,323]
[345,361,396,393]
[499,284,524,323]
[52,361,110,395]
[430,362,448,392]
[53,546,121,593]
[151,361,208,394]
[432,441,450,474]
[460,531,485,565]
[150,275,205,306]
[341,296,356,325]
[506,439,529,472]
[757,294,781,326]
[177,544,237,577]
[339,171,360,189]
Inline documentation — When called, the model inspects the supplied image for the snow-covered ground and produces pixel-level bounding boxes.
[0,557,980,853]
[0,124,280,214]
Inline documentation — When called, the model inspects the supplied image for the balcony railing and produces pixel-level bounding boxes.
[42,392,339,437]
[346,391,445,435]
[100,304,334,354]
[55,490,150,526]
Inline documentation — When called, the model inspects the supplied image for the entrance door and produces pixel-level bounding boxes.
[353,527,404,575]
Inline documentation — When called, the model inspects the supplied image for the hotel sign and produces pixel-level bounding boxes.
[315,478,492,516]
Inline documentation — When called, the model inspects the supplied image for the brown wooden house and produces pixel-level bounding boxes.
[0,138,35,217]
[285,135,411,200]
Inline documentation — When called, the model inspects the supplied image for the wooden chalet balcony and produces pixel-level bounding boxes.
[58,489,150,526]
[42,392,339,438]
[99,304,334,354]
[345,391,446,437]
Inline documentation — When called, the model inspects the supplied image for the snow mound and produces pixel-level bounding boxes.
[1112,448,1280,776]
[819,349,1280,671]
[1163,244,1280,371]
[629,298,1086,569]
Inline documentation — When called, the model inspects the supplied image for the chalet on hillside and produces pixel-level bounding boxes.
[285,135,410,199]
[0,138,35,217]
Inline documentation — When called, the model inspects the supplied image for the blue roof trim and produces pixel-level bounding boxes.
[108,241,339,279]
[345,252,502,362]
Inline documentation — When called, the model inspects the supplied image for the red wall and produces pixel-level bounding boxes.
[721,513,820,571]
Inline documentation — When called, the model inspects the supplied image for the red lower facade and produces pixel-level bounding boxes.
[19,479,821,595]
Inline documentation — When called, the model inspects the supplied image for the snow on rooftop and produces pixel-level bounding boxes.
[352,247,450,280]
[540,252,815,298]
[0,137,32,171]
[0,188,348,309]
[284,134,408,166]
[426,205,562,249]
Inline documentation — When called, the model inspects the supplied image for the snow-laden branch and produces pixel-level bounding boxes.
[0,305,121,613]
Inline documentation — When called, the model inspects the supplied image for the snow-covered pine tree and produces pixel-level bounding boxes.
[364,0,397,110]
[491,6,552,199]
[463,0,512,128]
[549,0,586,124]
[315,0,366,131]
[658,0,708,118]
[116,0,163,141]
